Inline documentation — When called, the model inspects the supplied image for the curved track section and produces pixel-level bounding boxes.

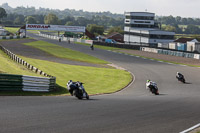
[1,33,200,133]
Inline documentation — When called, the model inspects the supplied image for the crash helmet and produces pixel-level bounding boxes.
[147,79,150,83]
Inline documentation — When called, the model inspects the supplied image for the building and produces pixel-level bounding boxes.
[124,12,175,46]
[172,38,200,53]
[105,32,124,43]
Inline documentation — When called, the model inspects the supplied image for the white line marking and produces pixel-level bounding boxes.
[167,63,173,65]
[150,59,155,61]
[158,61,164,63]
[180,65,187,67]
[180,123,200,133]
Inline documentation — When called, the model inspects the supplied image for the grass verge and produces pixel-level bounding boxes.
[23,40,109,64]
[0,50,132,95]
[18,56,132,95]
[4,27,19,34]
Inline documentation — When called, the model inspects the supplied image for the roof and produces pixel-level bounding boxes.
[105,32,123,38]
[174,38,197,43]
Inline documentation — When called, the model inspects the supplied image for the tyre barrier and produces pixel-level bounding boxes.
[0,73,56,92]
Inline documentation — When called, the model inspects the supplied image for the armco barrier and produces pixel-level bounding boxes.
[0,74,56,92]
[141,47,200,60]
[0,45,55,79]
[38,33,93,45]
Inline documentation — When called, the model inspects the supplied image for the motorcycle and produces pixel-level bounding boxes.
[176,75,185,83]
[90,45,94,50]
[147,82,159,95]
[67,80,89,100]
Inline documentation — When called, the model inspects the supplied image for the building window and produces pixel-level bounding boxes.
[125,16,154,20]
[125,24,154,28]
[124,32,174,40]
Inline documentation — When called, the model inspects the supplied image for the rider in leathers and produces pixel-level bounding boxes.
[146,80,157,92]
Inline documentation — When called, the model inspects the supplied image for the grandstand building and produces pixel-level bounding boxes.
[124,12,175,46]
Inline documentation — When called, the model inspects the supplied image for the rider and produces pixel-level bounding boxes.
[76,81,87,97]
[67,80,87,97]
[67,80,77,96]
[176,72,184,79]
[146,79,157,91]
[90,44,94,50]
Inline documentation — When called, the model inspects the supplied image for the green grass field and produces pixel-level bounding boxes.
[4,27,20,34]
[20,56,132,95]
[0,50,41,76]
[0,40,132,95]
[24,40,109,64]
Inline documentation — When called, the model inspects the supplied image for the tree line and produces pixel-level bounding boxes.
[157,15,200,34]
[1,3,200,35]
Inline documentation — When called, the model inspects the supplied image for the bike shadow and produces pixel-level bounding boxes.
[184,82,191,84]
[158,94,168,96]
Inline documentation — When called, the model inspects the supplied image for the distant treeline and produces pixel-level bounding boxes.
[1,3,200,34]
[0,3,124,28]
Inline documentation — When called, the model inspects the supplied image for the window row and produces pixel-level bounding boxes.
[124,32,174,39]
[125,16,154,20]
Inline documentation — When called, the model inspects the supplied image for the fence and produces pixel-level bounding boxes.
[38,33,143,50]
[0,45,56,91]
[38,32,200,60]
[141,47,200,60]
[38,33,94,45]
[0,45,54,77]
[0,35,25,40]
[0,73,56,92]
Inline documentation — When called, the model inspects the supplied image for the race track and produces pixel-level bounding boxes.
[0,33,200,133]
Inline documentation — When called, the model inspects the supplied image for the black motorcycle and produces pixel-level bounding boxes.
[147,83,159,95]
[176,75,185,83]
[150,86,159,95]
[90,45,94,50]
[67,81,89,100]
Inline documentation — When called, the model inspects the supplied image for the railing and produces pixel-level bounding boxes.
[38,33,94,45]
[0,45,54,78]
[0,74,56,92]
[141,47,200,60]
[0,45,56,91]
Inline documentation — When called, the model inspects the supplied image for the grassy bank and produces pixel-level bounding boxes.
[0,50,41,76]
[18,56,132,95]
[24,40,108,64]
[0,40,132,95]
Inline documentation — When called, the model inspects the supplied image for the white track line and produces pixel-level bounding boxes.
[180,123,200,133]
[180,65,187,67]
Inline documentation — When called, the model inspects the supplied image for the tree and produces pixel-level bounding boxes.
[184,25,200,34]
[44,13,59,25]
[14,17,22,25]
[87,24,104,35]
[25,16,37,24]
[162,25,176,32]
[107,26,124,35]
[0,7,7,21]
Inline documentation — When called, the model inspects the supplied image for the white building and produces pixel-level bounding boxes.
[124,12,175,46]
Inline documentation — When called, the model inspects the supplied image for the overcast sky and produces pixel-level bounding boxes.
[0,0,200,18]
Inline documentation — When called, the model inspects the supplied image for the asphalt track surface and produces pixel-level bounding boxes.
[1,33,200,133]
